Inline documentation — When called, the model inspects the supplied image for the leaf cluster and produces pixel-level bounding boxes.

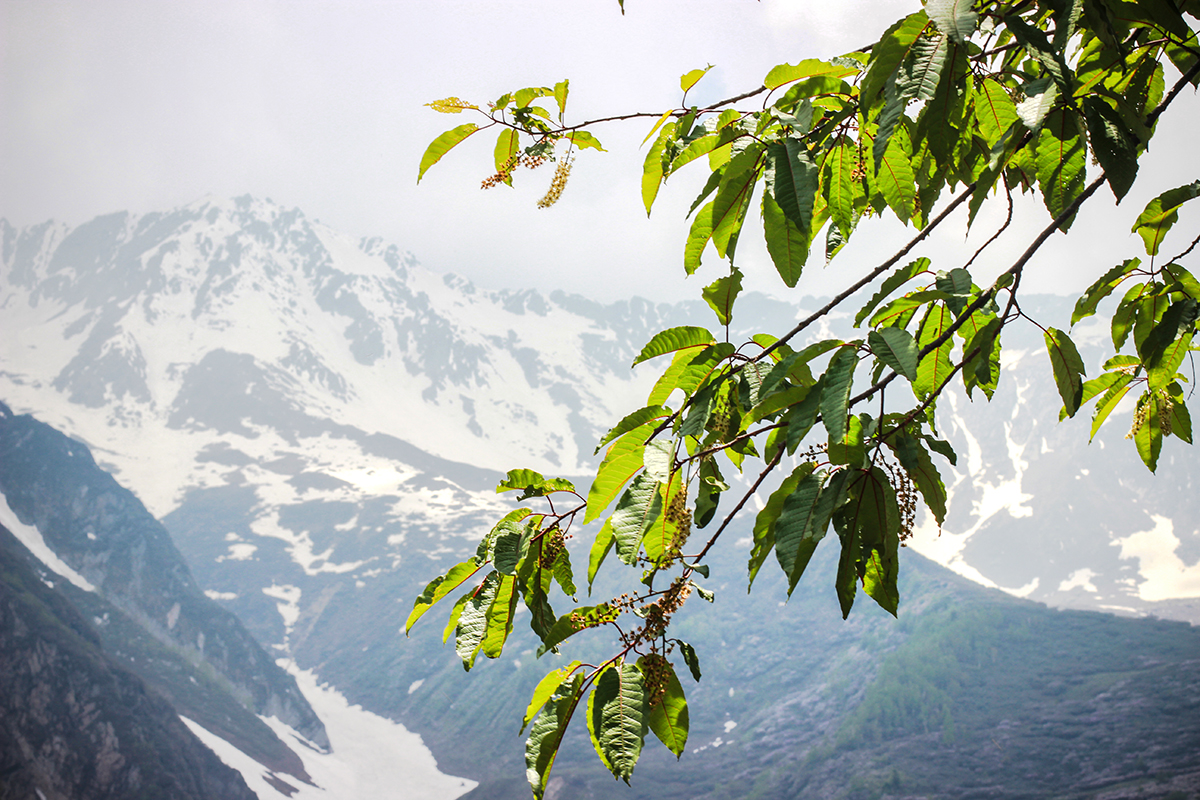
[412,0,1200,794]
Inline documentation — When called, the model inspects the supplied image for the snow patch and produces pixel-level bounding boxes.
[205,589,238,601]
[1058,568,1099,593]
[0,489,95,591]
[1114,515,1200,602]
[263,583,302,632]
[184,665,475,800]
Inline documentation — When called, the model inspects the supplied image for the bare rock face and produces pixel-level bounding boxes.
[0,524,256,800]
[0,400,328,754]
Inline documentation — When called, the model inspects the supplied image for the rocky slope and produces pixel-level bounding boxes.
[0,399,324,785]
[0,523,257,800]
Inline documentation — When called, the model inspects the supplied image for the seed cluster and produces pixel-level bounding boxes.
[539,527,566,567]
[880,454,919,542]
[706,394,734,439]
[629,577,692,647]
[640,653,672,708]
[480,153,552,190]
[537,154,573,208]
[663,486,693,559]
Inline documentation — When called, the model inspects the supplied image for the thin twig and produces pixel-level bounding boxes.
[691,446,784,565]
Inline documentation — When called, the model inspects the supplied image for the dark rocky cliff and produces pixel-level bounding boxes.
[0,524,256,800]
[0,399,326,785]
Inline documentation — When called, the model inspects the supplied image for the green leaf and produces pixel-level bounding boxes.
[1083,97,1138,202]
[642,439,674,482]
[610,473,663,565]
[481,573,519,658]
[860,11,931,107]
[855,258,930,327]
[1133,392,1163,472]
[1004,13,1074,95]
[702,267,745,326]
[406,559,480,634]
[590,661,649,783]
[868,327,919,381]
[972,78,1018,150]
[525,674,583,799]
[926,0,978,44]
[748,462,810,588]
[773,467,831,589]
[1133,181,1200,256]
[537,605,616,656]
[642,122,676,215]
[874,32,944,167]
[711,147,763,259]
[417,123,479,183]
[1072,259,1141,326]
[494,128,518,181]
[684,201,715,274]
[586,423,655,524]
[785,377,825,452]
[1112,281,1147,350]
[1036,108,1086,224]
[523,662,583,734]
[1143,300,1199,384]
[588,519,615,592]
[678,641,702,681]
[825,140,862,241]
[596,406,672,455]
[962,317,1002,400]
[1045,327,1087,417]
[552,79,569,117]
[875,125,917,222]
[768,137,819,233]
[765,58,857,90]
[456,572,500,670]
[633,326,717,366]
[681,65,714,93]
[821,345,858,442]
[497,469,576,499]
[762,191,810,288]
[915,304,955,399]
[1090,372,1135,441]
[642,657,689,757]
[1015,78,1058,132]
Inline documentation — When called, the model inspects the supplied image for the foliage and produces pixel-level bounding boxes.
[413,1,1200,794]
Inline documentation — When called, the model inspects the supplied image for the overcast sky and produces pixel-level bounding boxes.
[2,0,1198,304]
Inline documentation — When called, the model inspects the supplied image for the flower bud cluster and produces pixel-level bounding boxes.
[537,155,573,208]
[663,487,693,559]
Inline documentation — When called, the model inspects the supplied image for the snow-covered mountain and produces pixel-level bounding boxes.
[1,196,1198,795]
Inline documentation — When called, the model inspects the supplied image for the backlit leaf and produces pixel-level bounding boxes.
[1045,327,1087,417]
[417,123,479,182]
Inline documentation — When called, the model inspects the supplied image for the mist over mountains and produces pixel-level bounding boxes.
[1,196,1198,798]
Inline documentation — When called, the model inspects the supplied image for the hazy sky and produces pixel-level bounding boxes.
[2,0,1198,304]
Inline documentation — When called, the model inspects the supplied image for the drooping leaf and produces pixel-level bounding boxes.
[596,406,672,455]
[821,345,859,442]
[610,473,664,564]
[886,431,947,525]
[588,519,615,593]
[678,641,702,681]
[456,572,500,670]
[643,123,677,215]
[641,656,689,757]
[481,573,519,658]
[915,304,955,399]
[590,661,649,783]
[685,201,715,274]
[773,467,829,588]
[523,662,583,734]
[711,146,763,259]
[1045,327,1087,417]
[1089,372,1135,441]
[1133,391,1163,472]
[768,137,819,233]
[762,191,809,288]
[1083,97,1138,202]
[748,462,810,587]
[525,674,583,799]
[417,123,480,183]
[702,267,745,326]
[875,125,918,223]
[868,327,919,381]
[1015,78,1058,132]
[860,11,932,107]
[1036,108,1086,223]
